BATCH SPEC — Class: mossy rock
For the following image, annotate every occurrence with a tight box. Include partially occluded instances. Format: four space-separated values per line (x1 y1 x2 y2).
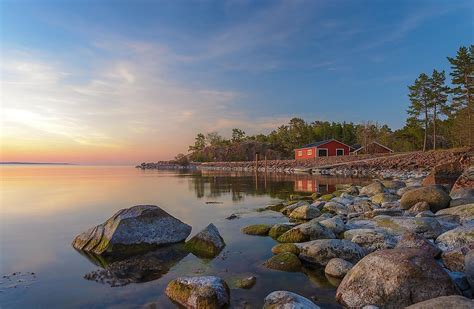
263 252 302 272
320 194 334 201
311 192 321 200
235 276 256 289
332 190 344 197
271 243 300 255
269 224 294 239
241 224 273 236
266 203 285 212
277 229 309 243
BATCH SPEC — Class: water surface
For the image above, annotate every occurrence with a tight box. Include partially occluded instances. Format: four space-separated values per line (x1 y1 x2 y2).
0 166 369 308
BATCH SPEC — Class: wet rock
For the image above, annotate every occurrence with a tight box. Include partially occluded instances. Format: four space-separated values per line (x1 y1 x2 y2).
405 295 474 309
373 215 443 239
344 228 397 253
336 249 460 308
266 202 285 212
436 203 474 225
271 243 300 255
400 186 451 212
72 205 192 255
165 276 230 309
319 216 345 234
297 239 366 266
263 252 302 272
371 193 399 204
185 223 225 258
395 231 441 258
324 258 353 279
263 291 320 309
289 205 321 220
268 223 295 239
241 224 273 236
277 221 335 243
360 182 385 196
235 276 256 289
225 214 239 220
436 226 474 251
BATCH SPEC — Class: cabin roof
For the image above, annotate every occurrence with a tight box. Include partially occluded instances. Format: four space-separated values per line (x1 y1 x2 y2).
297 139 351 150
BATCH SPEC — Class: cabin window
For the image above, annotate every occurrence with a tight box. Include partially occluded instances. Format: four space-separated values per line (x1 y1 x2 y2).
307 149 312 155
336 149 344 156
318 149 328 157
298 150 303 156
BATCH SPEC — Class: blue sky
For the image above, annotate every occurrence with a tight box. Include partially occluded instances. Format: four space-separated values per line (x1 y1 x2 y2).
1 0 473 163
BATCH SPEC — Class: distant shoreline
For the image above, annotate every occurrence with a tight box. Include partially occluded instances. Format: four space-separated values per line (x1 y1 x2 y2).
0 162 74 165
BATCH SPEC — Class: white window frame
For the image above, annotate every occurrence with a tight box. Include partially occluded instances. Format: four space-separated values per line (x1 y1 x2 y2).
297 150 303 157
307 149 312 156
336 148 345 156
317 148 328 157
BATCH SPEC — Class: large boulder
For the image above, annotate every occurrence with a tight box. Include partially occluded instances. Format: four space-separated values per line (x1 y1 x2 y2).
436 203 474 225
405 295 474 309
450 167 474 196
360 182 385 196
72 205 192 255
373 215 443 239
297 239 366 266
263 291 320 309
185 223 225 258
165 276 230 309
289 205 321 220
344 228 397 253
400 186 451 212
422 161 463 187
277 221 335 243
336 249 460 308
436 226 474 251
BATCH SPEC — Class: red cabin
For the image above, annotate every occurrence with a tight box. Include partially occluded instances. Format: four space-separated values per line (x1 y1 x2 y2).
294 139 351 160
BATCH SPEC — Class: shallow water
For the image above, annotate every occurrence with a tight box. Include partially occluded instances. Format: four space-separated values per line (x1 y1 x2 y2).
0 165 369 308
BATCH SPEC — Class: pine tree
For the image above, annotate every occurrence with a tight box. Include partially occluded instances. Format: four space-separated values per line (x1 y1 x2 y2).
408 73 432 151
447 45 474 146
429 70 449 150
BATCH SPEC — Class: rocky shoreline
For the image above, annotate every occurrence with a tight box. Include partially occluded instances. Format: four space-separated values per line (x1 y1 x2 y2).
73 161 474 308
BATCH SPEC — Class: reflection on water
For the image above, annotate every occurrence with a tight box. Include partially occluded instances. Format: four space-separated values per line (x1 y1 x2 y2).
0 166 368 308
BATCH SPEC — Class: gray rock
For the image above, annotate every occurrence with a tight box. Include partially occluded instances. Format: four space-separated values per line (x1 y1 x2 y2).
72 205 191 255
451 197 474 207
344 228 397 253
435 214 462 232
281 201 309 216
165 276 229 308
436 226 474 251
185 223 225 258
416 210 435 217
336 249 460 308
325 258 353 278
319 216 345 234
395 231 441 258
451 188 474 199
322 202 348 215
289 205 321 220
263 291 320 309
345 218 377 230
360 182 386 196
371 193 399 204
373 215 443 239
436 203 474 225
297 239 366 266
400 186 451 212
465 250 474 290
405 295 474 309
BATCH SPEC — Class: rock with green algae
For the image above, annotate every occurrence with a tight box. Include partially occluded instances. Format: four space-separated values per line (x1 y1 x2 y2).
263 252 302 272
265 202 285 212
289 205 321 220
241 224 273 236
185 223 225 258
269 223 296 239
280 201 309 216
235 276 256 289
72 205 191 256
373 215 443 239
320 194 334 201
277 221 335 243
271 243 300 255
165 276 230 309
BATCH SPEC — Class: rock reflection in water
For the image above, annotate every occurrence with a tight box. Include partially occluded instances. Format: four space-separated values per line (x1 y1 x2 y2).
78 244 189 287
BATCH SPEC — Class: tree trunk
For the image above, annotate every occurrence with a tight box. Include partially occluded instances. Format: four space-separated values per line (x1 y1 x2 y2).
433 103 437 150
423 107 428 152
465 72 472 147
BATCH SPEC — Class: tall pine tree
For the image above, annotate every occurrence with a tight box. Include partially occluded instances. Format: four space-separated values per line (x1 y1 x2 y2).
408 73 432 151
429 70 449 150
447 45 474 146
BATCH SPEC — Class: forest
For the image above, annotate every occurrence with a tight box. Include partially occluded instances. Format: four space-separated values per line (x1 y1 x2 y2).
185 45 473 162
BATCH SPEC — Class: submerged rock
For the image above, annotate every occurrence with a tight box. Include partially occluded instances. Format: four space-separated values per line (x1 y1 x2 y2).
336 249 460 308
185 223 225 258
297 239 366 266
400 186 451 212
263 291 320 309
72 205 192 256
405 295 474 309
271 243 300 255
241 224 273 236
263 252 302 272
325 258 353 279
165 276 230 309
235 276 256 289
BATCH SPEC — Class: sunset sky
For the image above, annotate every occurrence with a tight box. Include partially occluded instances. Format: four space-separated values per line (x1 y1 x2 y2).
1 0 472 164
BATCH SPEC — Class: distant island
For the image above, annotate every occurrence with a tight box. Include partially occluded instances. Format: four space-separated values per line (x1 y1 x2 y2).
0 162 74 165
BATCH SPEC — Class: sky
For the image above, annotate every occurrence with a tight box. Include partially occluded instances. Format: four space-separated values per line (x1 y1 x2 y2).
1 0 472 164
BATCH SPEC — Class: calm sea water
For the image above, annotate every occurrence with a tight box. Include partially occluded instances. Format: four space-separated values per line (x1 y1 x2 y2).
0 165 369 308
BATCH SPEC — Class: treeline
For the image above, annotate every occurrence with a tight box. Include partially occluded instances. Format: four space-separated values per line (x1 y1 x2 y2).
184 45 473 162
